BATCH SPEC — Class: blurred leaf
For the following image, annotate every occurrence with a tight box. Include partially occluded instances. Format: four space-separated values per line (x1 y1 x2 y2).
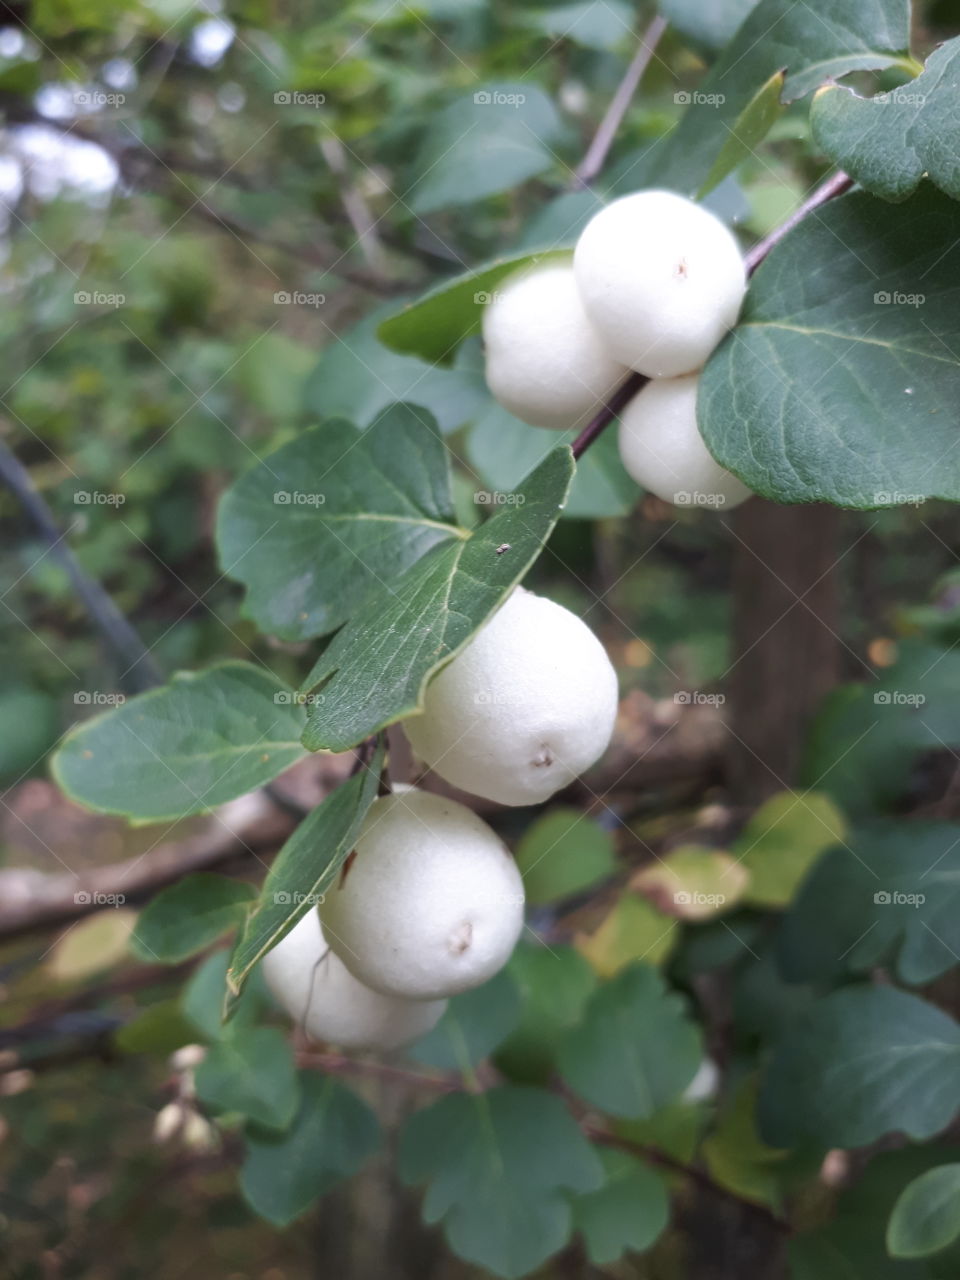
407 84 565 213
411 968 521 1072
240 1073 380 1226
378 249 569 365
195 1027 298 1131
130 874 255 964
698 69 786 197
778 822 960 986
115 1000 198 1054
399 1085 603 1278
734 790 847 908
659 0 759 53
519 1 634 50
48 910 137 981
700 185 960 507
52 663 307 823
515 807 616 905
632 844 748 920
466 403 640 520
702 1078 786 1207
811 39 960 202
300 447 575 751
0 686 60 780
572 1148 669 1264
559 965 702 1118
888 1165 960 1259
226 741 384 1014
217 405 463 641
183 950 267 1041
576 894 679 976
759 985 960 1148
495 944 598 1083
303 309 488 430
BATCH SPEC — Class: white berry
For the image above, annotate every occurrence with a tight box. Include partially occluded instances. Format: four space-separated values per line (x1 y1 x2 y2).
573 190 746 378
320 788 524 999
403 587 618 806
618 373 752 509
262 907 446 1050
482 261 629 430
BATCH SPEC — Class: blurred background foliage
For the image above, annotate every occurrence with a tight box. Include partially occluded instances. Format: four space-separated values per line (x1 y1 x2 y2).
3 0 960 1276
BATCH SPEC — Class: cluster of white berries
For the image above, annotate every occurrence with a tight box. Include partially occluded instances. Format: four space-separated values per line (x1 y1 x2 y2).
483 189 753 510
264 587 619 1051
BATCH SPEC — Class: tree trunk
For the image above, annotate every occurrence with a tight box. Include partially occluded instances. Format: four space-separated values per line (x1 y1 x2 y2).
727 499 844 805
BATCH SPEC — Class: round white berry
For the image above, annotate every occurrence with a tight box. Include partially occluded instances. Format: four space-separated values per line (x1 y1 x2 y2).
320 788 524 1000
482 261 629 430
618 372 752 509
262 907 446 1050
404 587 618 806
573 190 746 378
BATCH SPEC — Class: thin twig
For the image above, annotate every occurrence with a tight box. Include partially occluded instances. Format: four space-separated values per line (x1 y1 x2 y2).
572 15 669 189
572 170 854 462
0 433 163 692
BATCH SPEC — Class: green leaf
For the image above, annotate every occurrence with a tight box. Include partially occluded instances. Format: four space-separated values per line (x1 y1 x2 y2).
572 1149 669 1264
52 663 307 823
217 405 464 642
115 1000 197 1055
888 1165 960 1259
466 403 640 520
129 874 255 964
702 1078 787 1208
410 969 521 1073
407 84 565 214
399 1085 603 1279
518 1 635 51
635 0 911 194
576 894 679 977
559 965 702 1119
632 843 748 920
698 69 786 198
811 39 960 203
240 1073 380 1227
195 1026 299 1131
225 740 384 1014
759 985 960 1148
302 308 488 431
182 950 266 1042
659 0 759 53
734 790 847 908
495 944 598 1084
377 249 569 366
514 807 616 906
778 822 960 986
300 446 575 752
699 184 960 507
